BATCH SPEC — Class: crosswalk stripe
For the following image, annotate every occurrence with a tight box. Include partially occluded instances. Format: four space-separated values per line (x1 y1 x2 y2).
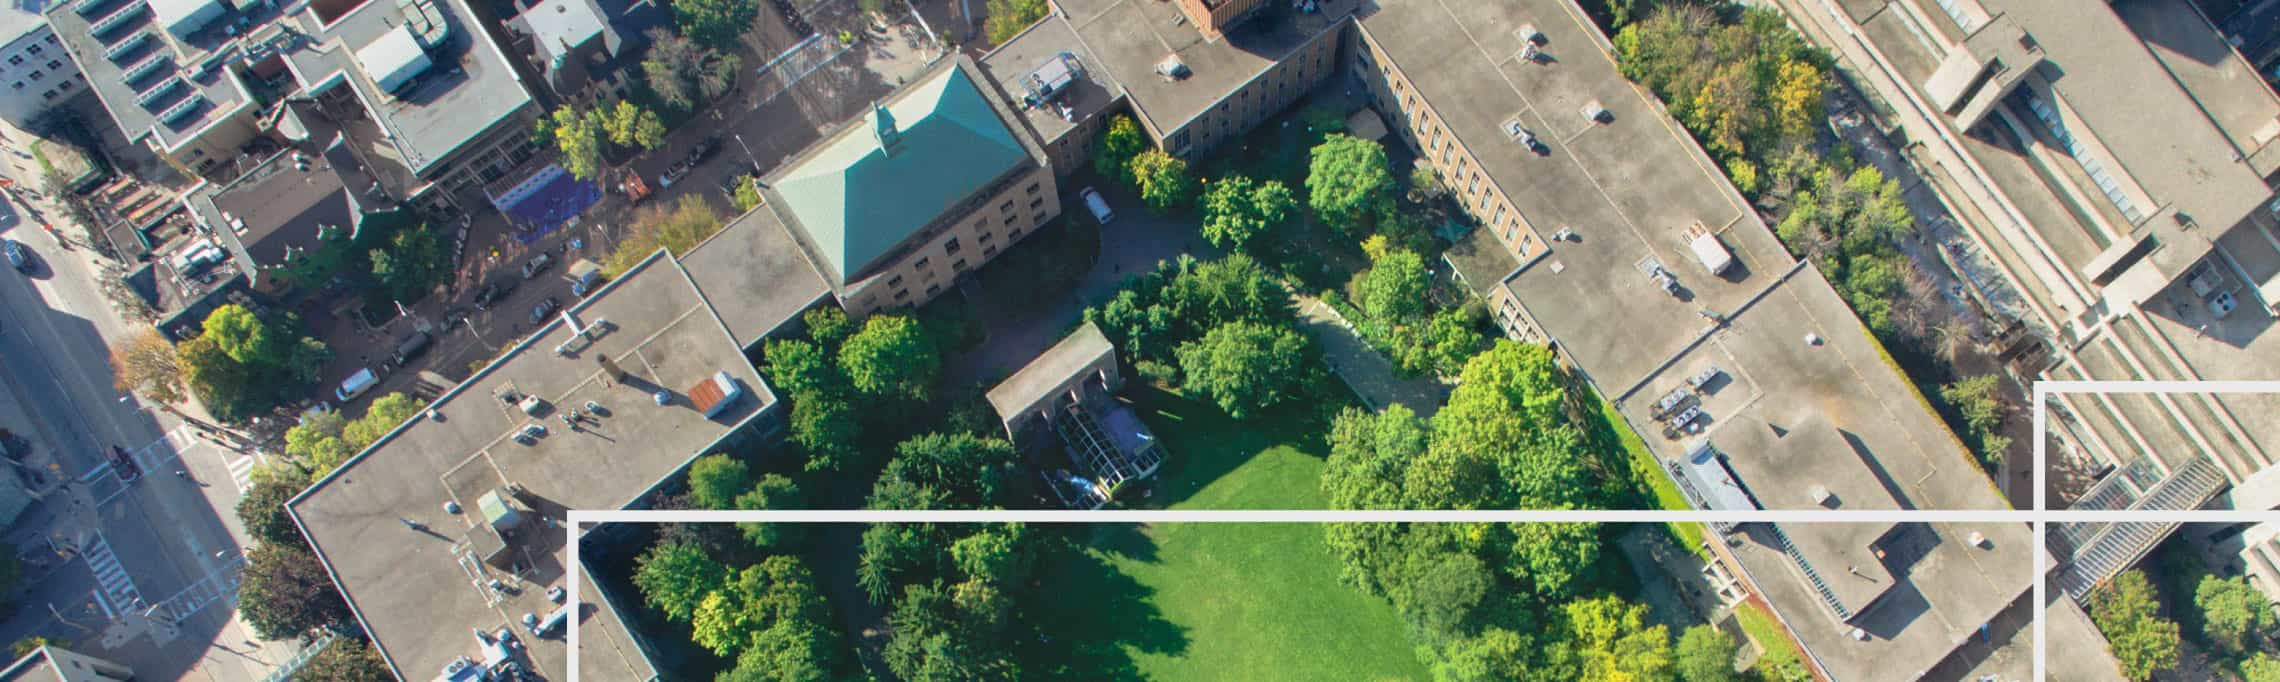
81 536 141 609
225 453 260 493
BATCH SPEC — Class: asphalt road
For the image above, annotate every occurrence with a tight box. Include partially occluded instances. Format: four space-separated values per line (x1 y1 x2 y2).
0 145 297 680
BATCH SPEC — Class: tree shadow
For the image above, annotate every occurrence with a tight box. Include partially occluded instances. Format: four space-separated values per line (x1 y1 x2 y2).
1014 537 1190 681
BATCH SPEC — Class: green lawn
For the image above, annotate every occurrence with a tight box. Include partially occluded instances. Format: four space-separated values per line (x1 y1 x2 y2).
1585 390 1710 558
1018 388 1431 681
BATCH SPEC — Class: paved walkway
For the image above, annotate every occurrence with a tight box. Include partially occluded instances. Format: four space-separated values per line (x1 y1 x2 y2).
1291 293 1450 420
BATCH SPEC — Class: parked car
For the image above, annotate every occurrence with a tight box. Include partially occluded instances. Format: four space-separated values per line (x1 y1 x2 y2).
1080 187 1114 224
718 168 758 197
4 239 29 273
520 253 553 279
335 367 379 402
530 296 560 325
659 161 692 188
473 281 513 310
688 135 722 166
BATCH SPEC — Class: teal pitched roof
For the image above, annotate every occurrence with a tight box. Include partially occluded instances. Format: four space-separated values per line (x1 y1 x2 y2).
774 65 1029 279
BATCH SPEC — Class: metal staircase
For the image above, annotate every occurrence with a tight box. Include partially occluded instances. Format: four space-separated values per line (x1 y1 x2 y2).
1768 525 1853 621
2055 457 2228 600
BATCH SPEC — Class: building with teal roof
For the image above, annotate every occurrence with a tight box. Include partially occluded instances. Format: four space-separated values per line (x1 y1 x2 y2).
762 54 1060 314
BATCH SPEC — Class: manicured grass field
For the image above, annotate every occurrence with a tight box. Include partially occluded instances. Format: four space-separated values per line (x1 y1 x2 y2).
1020 388 1430 681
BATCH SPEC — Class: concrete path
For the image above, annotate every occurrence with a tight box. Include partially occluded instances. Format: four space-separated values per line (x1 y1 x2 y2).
1291 293 1450 420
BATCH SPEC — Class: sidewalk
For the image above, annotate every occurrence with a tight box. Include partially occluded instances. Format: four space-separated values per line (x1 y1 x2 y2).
1291 292 1450 419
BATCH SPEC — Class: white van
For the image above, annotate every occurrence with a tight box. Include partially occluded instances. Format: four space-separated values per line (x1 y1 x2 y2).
335 367 378 402
1080 187 1114 224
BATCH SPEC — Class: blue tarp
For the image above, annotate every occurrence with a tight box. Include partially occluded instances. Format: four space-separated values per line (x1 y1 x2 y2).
500 165 601 243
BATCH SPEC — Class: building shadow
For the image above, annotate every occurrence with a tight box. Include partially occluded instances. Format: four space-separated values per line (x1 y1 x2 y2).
1014 536 1191 682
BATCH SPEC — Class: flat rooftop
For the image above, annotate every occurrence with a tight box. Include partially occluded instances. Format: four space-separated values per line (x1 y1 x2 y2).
47 0 265 153
986 321 1113 421
282 0 532 175
1727 520 2031 682
1058 0 1349 135
289 252 772 680
1 2 47 45
975 12 1125 148
676 202 833 349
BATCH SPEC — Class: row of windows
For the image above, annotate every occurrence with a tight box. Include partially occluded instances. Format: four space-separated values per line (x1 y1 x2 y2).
1170 39 1335 155
876 180 1049 307
1366 40 1533 257
10 77 76 101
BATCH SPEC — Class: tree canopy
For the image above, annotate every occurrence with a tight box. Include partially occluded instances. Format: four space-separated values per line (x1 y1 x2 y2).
839 315 940 400
1200 175 1294 250
181 305 328 421
984 0 1049 44
1675 624 1739 682
1175 321 1311 419
1306 134 1396 228
1129 150 1195 214
2090 570 2181 680
604 195 726 277
110 328 183 405
636 541 731 624
669 0 756 47
2194 573 2276 655
239 542 355 639
1093 115 1147 184
295 637 394 682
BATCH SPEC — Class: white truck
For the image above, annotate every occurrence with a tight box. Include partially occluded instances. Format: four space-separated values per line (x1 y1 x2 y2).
1684 222 1735 276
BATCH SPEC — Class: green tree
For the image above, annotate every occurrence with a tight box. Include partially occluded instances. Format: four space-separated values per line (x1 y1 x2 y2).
984 0 1049 44
641 29 698 109
1386 550 1491 642
1176 321 1310 419
204 304 278 366
237 466 314 546
239 542 355 639
686 454 752 509
1431 628 1542 682
840 315 939 399
1094 115 1147 184
2194 573 2276 655
670 0 756 47
604 194 726 277
882 582 1015 681
1675 625 1738 682
1563 596 1674 682
340 393 424 451
296 637 394 682
634 541 731 623
949 523 1032 587
1306 134 1395 229
880 433 1019 508
8 637 50 659
1199 175 1294 250
2090 570 2181 681
1128 150 1195 214
549 106 604 180
735 474 805 551
2243 654 2280 682
370 226 447 304
110 328 185 405
732 175 763 212
1356 246 1429 321
804 308 854 349
284 409 353 474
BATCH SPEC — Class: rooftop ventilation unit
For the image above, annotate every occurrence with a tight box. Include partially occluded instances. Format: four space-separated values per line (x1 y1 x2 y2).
1021 51 1083 107
123 55 172 88
159 94 207 125
104 32 153 62
1154 54 1189 80
135 77 184 108
91 3 150 41
73 0 114 17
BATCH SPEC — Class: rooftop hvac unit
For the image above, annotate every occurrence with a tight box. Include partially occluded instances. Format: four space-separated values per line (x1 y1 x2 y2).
104 32 153 62
123 54 171 88
159 94 206 125
73 0 113 17
134 77 184 108
91 3 150 40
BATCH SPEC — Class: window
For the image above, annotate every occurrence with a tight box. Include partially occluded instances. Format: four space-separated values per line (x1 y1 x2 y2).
45 60 60 70
8 83 19 91
1009 228 1023 240
893 289 909 301
914 257 930 269
982 245 998 257
26 45 40 55
57 80 71 91
1000 200 1015 213
925 284 941 296
27 71 41 81
6 56 20 66
39 90 54 100
45 35 58 44
1025 182 1042 195
944 238 961 255
888 275 904 288
1028 197 1044 210
977 231 994 243
952 258 968 271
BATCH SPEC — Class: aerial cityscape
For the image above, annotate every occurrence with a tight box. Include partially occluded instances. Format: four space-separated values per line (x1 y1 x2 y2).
0 0 2274 679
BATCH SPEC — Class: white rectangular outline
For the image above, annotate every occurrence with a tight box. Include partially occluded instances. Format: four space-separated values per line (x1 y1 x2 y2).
546 379 2280 682
2031 379 2280 682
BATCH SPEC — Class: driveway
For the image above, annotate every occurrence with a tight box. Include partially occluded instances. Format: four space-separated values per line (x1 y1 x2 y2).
1291 293 1450 419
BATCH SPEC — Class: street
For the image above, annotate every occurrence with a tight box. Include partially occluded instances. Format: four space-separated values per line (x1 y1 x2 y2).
0 123 299 680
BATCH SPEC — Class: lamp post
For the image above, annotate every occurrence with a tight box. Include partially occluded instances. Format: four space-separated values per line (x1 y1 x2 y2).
732 133 759 170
